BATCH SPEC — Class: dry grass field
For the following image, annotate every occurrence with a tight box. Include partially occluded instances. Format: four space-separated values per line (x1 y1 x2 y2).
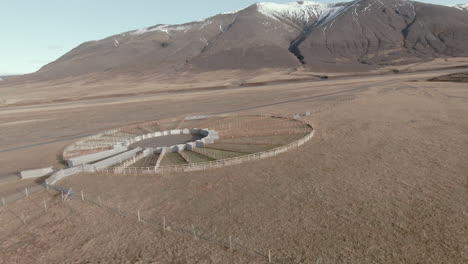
0 63 467 263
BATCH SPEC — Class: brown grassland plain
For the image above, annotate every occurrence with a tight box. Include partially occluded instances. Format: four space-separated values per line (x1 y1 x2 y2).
0 62 467 263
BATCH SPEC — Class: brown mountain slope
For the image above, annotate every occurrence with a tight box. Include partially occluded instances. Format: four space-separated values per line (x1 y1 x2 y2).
295 0 468 70
24 0 468 80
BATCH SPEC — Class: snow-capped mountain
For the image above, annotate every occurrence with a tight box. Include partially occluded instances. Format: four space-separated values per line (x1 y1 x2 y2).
31 0 468 80
129 1 349 35
256 1 348 25
453 4 468 11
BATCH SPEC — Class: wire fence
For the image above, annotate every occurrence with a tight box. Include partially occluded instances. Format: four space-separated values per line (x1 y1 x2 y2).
75 189 280 263
0 186 70 234
0 184 45 207
1 187 283 263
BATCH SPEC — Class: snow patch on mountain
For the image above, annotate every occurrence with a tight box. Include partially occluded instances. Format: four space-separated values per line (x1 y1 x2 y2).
199 19 214 29
221 8 245 15
131 18 216 36
200 37 208 45
132 24 193 35
256 1 347 24
452 4 468 11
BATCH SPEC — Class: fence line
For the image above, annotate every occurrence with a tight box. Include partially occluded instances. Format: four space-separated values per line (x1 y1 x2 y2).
77 190 283 263
0 182 75 207
99 125 314 175
0 184 45 207
113 150 147 173
1 187 281 262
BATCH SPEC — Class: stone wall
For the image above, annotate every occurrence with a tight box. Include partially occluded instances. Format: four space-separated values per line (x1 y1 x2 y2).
91 148 142 171
20 167 55 179
66 146 128 167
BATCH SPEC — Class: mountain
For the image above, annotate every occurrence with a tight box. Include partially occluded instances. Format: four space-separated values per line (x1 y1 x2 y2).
0 75 20 81
32 0 468 80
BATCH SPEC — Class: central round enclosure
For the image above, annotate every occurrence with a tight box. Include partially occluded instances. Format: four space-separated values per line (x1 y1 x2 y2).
130 134 204 149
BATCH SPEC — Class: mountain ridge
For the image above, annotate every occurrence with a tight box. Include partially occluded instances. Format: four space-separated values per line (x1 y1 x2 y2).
29 0 468 80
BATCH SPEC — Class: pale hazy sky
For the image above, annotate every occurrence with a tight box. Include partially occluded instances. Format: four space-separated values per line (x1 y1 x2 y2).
0 0 465 75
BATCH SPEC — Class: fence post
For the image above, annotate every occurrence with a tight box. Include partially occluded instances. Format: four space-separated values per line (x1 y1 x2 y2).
1 197 5 206
81 190 84 201
138 210 141 222
21 213 26 224
163 216 166 233
43 199 47 212
25 187 29 197
192 224 197 239
268 249 272 263
229 235 232 250
65 188 72 201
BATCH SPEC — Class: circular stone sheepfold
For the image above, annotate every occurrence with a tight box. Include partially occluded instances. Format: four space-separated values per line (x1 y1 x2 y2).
62 115 313 174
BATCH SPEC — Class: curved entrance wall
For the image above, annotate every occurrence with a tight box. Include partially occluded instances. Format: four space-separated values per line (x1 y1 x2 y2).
119 128 219 153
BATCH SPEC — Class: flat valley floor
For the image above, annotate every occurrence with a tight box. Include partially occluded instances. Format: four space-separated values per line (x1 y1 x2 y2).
0 66 467 263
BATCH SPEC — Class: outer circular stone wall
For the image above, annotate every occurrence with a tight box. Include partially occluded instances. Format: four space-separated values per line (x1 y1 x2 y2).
62 115 313 174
